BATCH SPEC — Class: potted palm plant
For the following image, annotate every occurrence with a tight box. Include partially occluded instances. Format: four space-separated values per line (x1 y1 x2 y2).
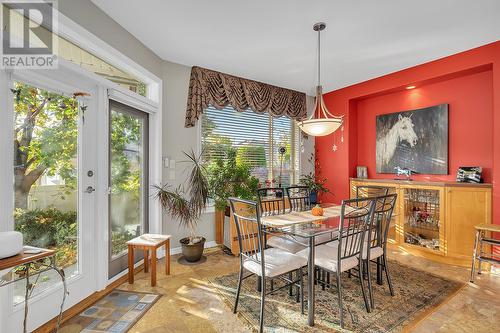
155 150 209 262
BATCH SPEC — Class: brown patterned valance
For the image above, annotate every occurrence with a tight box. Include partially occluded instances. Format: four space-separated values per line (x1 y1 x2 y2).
185 66 307 127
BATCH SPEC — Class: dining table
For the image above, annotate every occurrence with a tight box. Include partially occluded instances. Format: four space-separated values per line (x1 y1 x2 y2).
260 203 381 327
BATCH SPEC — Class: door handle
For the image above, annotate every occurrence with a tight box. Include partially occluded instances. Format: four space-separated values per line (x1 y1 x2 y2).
85 186 96 193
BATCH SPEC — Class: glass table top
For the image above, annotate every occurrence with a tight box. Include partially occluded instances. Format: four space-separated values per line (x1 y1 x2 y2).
261 203 342 238
274 216 342 238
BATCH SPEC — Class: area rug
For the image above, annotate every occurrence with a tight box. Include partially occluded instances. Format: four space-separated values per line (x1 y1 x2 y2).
58 290 160 333
210 260 463 332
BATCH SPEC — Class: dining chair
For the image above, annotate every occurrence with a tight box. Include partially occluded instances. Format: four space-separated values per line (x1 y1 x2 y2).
355 185 390 199
257 187 286 216
296 196 376 328
362 193 397 309
286 185 312 212
257 188 306 254
229 197 307 333
257 187 303 296
286 185 334 245
285 185 335 287
329 193 397 309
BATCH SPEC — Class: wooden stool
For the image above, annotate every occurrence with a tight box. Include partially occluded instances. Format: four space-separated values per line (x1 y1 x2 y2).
470 223 500 283
127 234 171 287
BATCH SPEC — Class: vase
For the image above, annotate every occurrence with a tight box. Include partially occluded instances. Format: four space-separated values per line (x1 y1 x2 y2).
309 191 318 204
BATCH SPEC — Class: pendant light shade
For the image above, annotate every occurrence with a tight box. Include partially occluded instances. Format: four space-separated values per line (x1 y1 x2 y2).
298 22 343 137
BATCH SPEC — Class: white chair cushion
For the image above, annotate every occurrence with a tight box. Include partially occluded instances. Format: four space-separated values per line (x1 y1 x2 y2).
315 231 338 245
326 240 384 260
267 235 307 254
296 245 359 273
369 246 384 259
243 248 307 278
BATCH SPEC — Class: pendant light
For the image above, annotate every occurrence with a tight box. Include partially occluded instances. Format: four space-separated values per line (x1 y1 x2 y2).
298 22 343 136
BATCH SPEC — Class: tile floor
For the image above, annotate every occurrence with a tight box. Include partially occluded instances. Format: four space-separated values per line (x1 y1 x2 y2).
117 247 499 333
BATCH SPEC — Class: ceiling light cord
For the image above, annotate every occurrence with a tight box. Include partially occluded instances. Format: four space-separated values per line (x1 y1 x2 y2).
317 28 321 87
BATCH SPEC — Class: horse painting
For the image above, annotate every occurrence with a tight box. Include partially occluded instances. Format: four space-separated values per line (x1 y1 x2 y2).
376 104 448 174
376 114 418 167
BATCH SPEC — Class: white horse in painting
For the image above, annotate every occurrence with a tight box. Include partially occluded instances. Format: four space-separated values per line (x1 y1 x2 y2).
376 114 418 168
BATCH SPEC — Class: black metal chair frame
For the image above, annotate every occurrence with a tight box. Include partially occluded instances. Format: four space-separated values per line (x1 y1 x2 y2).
362 193 397 309
311 197 376 328
256 187 293 294
229 197 305 333
285 185 312 213
257 187 286 217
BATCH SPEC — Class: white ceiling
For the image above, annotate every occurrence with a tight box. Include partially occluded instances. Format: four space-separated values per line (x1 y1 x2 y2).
91 0 500 95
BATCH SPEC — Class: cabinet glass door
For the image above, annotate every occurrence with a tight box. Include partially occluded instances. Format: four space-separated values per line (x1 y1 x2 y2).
403 188 442 252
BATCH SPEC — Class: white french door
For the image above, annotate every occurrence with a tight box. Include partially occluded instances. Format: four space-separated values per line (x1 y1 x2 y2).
0 67 98 332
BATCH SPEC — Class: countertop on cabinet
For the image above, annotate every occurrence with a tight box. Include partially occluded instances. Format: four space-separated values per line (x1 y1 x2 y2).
350 178 492 188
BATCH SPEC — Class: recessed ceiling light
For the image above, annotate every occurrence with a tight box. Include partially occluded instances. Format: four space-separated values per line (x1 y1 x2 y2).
406 85 416 90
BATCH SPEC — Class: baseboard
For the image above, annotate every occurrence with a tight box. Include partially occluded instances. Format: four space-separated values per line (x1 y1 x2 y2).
168 240 218 256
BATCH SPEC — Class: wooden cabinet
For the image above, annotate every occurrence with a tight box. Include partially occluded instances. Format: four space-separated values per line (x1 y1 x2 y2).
350 178 492 266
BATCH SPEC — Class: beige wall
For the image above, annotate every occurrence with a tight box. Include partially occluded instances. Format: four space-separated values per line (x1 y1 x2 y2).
161 60 216 246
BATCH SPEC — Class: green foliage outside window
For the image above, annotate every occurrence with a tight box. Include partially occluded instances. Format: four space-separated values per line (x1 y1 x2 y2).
205 148 260 211
12 82 143 269
236 145 267 167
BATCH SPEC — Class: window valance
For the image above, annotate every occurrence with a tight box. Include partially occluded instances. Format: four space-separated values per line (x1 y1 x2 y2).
185 66 307 127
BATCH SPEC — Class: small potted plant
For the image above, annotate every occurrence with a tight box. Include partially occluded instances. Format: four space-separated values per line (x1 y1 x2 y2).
299 152 329 204
155 150 209 262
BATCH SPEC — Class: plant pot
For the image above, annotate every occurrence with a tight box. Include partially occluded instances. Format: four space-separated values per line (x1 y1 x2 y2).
180 237 206 262
309 191 318 205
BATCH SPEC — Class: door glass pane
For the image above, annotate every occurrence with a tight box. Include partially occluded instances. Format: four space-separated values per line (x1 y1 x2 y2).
12 82 79 304
109 103 147 261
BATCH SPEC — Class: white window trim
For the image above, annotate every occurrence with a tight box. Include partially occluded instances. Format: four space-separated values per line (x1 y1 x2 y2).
57 11 161 103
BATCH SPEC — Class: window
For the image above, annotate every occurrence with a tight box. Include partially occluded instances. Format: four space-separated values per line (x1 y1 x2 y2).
201 105 300 187
58 37 147 96
4 5 147 96
12 81 79 304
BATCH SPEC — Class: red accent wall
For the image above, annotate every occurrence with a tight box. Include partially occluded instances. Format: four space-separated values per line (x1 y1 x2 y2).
316 41 500 229
356 70 493 182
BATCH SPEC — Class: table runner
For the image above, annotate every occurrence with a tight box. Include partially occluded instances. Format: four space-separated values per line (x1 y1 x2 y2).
261 205 344 227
